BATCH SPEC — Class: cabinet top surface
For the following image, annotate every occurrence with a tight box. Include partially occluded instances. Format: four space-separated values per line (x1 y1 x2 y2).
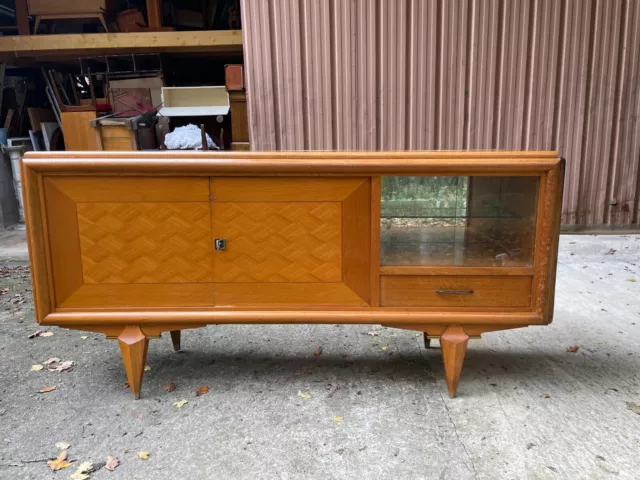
23 151 561 175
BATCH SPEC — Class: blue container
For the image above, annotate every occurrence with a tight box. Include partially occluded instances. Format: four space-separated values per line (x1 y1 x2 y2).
0 128 7 146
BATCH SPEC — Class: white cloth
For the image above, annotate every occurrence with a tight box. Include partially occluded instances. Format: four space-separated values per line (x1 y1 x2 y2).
164 124 217 150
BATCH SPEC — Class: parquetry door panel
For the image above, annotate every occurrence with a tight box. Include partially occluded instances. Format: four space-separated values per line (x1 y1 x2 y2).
211 202 341 282
210 177 372 306
78 202 212 284
44 177 214 309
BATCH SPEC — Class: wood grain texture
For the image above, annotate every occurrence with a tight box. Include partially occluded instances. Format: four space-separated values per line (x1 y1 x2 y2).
210 177 364 201
369 177 381 307
342 179 371 304
381 324 527 336
211 202 341 282
60 284 214 309
47 177 209 203
43 178 84 307
77 202 212 283
212 283 367 307
21 165 52 320
60 111 98 150
440 325 469 398
117 325 148 399
380 276 532 308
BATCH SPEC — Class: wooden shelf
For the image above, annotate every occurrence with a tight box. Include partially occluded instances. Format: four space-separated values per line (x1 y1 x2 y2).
0 30 243 62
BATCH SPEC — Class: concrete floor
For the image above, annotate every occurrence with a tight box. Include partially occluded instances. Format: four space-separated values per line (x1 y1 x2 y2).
0 231 639 479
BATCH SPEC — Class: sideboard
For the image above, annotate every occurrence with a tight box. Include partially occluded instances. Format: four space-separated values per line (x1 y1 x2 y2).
21 151 564 399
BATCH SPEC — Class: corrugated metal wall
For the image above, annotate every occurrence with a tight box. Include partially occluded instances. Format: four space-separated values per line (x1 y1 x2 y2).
241 0 640 228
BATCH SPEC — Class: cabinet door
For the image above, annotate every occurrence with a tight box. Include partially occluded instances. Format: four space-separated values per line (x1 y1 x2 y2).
380 176 539 267
44 176 214 309
210 177 372 306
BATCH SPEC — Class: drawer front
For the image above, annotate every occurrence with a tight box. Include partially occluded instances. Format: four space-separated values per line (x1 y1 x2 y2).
380 275 532 307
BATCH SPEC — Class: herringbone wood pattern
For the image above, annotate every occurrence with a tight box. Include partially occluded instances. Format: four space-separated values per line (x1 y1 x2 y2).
212 202 341 282
78 202 213 283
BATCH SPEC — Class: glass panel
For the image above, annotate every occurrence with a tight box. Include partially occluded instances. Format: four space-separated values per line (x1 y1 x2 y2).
380 176 539 267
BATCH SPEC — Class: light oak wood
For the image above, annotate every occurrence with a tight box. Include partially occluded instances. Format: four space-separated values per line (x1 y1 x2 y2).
22 151 563 399
380 276 532 308
48 176 209 203
60 112 98 151
118 325 148 399
210 177 364 201
146 0 163 29
0 31 243 62
440 325 469 398
212 283 368 307
380 266 534 276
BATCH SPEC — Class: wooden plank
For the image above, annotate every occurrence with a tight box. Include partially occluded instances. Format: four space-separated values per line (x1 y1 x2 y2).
27 108 56 131
0 30 243 61
15 0 30 36
380 276 532 308
60 111 98 150
147 0 163 29
210 177 364 201
43 310 544 326
22 151 562 175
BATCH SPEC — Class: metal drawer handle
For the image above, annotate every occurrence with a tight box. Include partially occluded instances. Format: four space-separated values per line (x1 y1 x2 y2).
436 289 474 295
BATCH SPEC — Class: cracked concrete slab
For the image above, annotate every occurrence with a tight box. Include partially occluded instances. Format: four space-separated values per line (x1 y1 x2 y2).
0 231 639 479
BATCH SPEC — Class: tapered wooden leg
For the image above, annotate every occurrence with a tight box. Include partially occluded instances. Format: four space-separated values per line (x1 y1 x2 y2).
170 330 181 352
440 325 469 398
118 326 149 400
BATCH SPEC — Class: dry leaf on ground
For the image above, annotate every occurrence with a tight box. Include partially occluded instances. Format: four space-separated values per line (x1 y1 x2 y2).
540 393 551 399
137 451 150 460
567 345 579 353
627 277 637 283
124 382 129 388
41 331 54 337
173 400 188 408
297 391 312 399
47 360 74 372
47 451 72 471
144 365 151 371
31 364 44 371
28 330 43 339
607 248 617 255
69 461 94 480
39 385 57 393
55 442 70 450
104 456 119 471
381 346 389 351
627 402 640 415
164 382 176 392
333 416 343 423
44 357 60 365
195 385 209 396
313 347 323 356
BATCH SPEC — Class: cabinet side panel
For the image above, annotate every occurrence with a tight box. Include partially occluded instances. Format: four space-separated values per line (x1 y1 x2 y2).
22 166 53 320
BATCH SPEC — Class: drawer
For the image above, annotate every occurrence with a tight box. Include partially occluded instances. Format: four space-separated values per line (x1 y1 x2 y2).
380 275 532 308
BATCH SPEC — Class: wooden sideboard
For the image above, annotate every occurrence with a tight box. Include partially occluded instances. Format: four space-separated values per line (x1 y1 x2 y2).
21 151 564 399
